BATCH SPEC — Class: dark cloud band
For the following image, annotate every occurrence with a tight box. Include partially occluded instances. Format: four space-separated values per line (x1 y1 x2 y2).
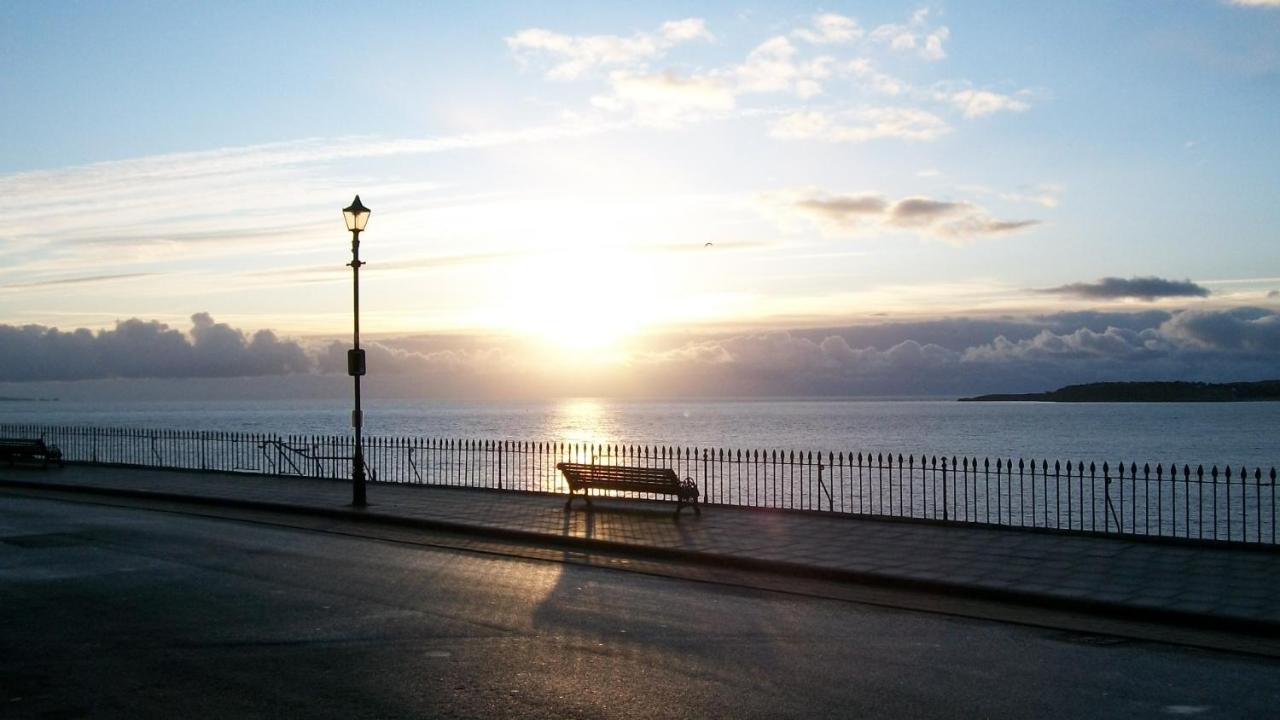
1 307 1277 396
1039 276 1210 301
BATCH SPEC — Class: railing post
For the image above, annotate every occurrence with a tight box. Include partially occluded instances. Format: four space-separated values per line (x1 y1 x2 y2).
702 449 709 504
941 457 949 522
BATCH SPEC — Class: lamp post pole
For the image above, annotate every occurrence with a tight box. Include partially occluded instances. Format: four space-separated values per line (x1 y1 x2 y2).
343 196 371 508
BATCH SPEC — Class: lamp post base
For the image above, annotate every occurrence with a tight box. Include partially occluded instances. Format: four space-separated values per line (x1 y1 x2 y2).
352 446 367 508
350 466 366 504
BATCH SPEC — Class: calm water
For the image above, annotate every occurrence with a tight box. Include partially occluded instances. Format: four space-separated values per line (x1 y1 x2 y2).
2 398 1277 469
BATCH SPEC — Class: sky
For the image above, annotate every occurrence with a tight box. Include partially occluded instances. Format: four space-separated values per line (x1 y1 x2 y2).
1 1 1279 398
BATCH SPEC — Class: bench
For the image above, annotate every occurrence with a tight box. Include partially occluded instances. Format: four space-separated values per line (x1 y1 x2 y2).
556 462 701 516
0 438 63 468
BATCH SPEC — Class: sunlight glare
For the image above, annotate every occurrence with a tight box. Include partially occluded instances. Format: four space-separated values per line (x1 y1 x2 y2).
504 249 661 353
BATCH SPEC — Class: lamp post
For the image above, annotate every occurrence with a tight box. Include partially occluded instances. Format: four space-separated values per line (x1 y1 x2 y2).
342 195 371 507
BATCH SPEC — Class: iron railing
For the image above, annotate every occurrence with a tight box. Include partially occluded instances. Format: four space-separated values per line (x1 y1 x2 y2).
3 423 1276 546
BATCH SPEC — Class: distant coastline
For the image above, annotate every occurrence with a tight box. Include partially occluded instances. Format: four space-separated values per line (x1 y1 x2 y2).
959 381 1280 403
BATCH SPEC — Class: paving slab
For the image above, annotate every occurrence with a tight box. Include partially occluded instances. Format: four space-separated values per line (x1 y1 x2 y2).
2 464 1278 633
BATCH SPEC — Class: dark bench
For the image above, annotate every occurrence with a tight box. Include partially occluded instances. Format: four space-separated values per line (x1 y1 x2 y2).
0 438 63 468
556 462 700 516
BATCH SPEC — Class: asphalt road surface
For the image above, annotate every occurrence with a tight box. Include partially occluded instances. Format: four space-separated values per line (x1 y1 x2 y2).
2 494 1277 719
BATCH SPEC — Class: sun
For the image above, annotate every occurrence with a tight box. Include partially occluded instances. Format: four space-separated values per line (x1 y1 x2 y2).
502 249 658 352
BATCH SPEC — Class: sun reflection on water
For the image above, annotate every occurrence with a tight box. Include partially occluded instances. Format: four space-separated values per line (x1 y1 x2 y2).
551 398 616 447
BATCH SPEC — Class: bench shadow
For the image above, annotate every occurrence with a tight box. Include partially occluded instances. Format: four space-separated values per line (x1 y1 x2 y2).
523 496 795 692
562 501 699 523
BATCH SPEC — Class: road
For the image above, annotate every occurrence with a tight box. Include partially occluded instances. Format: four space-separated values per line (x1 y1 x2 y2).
1 494 1277 719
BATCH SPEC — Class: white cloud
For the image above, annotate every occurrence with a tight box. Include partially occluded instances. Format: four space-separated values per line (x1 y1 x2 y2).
793 14 864 45
0 123 607 282
959 183 1063 208
842 58 910 96
506 10 1032 138
660 18 714 43
946 89 1031 118
732 36 834 98
593 70 735 127
1226 0 1280 7
868 9 950 61
769 107 951 143
506 18 713 80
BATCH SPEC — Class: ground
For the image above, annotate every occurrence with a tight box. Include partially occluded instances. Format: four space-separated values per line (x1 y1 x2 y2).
2 494 1277 719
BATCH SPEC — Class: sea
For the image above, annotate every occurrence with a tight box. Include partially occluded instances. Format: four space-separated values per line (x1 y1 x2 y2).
1 397 1277 470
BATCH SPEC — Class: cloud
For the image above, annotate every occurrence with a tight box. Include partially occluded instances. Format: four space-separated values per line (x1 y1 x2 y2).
2 272 156 290
961 326 1158 364
1159 306 1280 351
506 10 1031 139
868 9 950 60
7 308 1280 398
796 194 889 218
0 313 311 381
793 14 864 45
957 308 1280 374
959 183 1063 208
660 18 714 43
0 123 604 286
1227 0 1280 7
315 339 511 377
776 189 1039 240
732 36 834 98
769 107 950 142
1040 277 1211 301
505 18 712 80
945 89 1031 118
841 58 910 96
592 70 735 126
632 307 1280 396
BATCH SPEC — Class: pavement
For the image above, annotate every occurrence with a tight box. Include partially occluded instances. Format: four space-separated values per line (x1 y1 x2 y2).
7 495 1279 719
2 464 1279 636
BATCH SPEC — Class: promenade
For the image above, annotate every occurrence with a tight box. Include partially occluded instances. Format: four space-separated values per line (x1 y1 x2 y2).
3 464 1278 637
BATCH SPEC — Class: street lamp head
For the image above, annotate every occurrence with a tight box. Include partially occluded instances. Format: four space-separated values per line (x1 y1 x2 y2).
343 195 371 233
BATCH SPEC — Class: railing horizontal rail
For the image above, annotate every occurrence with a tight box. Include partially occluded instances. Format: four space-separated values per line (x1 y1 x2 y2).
3 423 1276 546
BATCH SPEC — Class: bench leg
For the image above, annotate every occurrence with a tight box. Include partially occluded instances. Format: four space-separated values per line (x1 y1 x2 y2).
565 489 595 511
675 495 702 517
